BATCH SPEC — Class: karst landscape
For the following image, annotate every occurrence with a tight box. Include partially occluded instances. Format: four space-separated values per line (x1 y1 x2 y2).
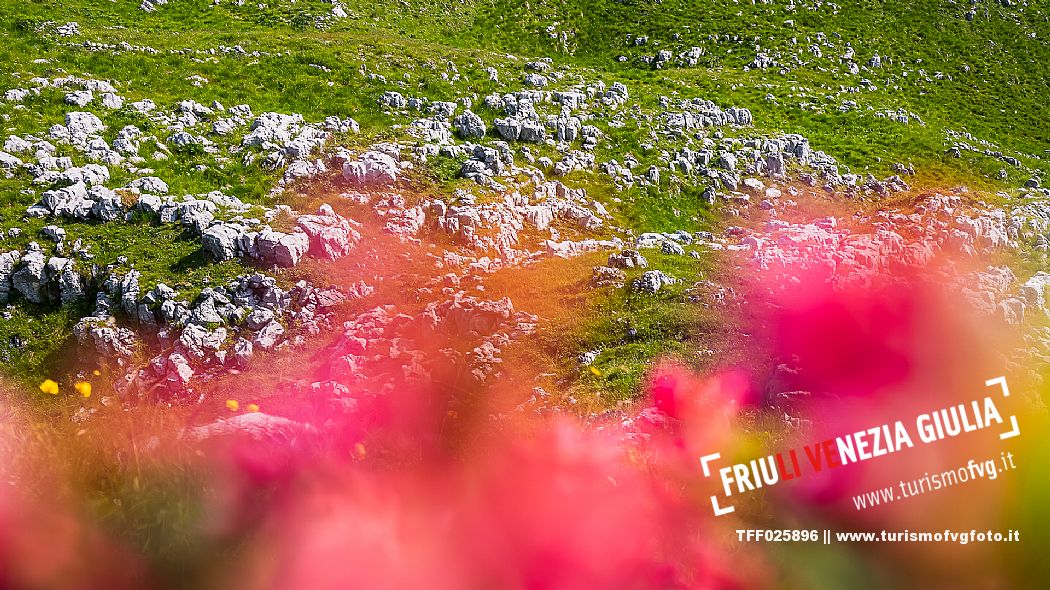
0 1 1047 588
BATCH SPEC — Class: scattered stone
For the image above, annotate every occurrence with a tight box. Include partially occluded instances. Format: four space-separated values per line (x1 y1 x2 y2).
64 91 93 107
632 270 678 293
591 266 627 288
608 249 648 269
41 225 66 243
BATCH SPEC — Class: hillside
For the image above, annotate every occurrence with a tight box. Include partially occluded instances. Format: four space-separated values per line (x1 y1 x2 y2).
0 1 1047 588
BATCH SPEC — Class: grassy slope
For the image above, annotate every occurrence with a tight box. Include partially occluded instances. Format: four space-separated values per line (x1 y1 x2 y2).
458 0 1049 157
0 0 1046 388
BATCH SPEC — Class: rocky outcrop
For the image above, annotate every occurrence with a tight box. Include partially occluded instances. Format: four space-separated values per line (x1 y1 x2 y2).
452 110 486 139
0 251 21 304
341 150 399 185
73 313 140 359
256 229 310 268
11 245 50 304
296 205 361 260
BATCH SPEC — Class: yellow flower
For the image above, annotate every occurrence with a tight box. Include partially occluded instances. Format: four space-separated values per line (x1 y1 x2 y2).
226 399 240 412
92 370 101 376
247 403 260 413
74 381 92 398
589 366 603 377
38 379 59 395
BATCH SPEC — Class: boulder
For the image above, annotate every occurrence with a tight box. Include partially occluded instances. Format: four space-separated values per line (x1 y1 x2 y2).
380 91 407 109
190 412 307 442
233 338 253 367
243 112 302 147
766 153 785 175
3 88 29 102
100 92 123 109
1020 272 1050 313
118 271 141 317
523 73 548 88
661 240 686 256
187 291 227 326
49 257 84 304
608 249 648 269
632 270 678 293
11 247 49 304
525 205 554 231
166 352 194 384
64 91 93 107
253 320 285 350
4 135 31 154
296 204 360 260
41 225 66 243
41 182 89 214
0 251 22 304
136 194 163 217
128 176 169 194
202 223 245 261
73 316 139 358
0 151 22 171
718 152 738 170
425 294 517 335
179 324 228 360
90 188 124 221
245 307 275 330
591 266 627 288
494 117 523 141
160 300 190 325
453 110 486 139
341 151 398 185
742 178 765 193
64 112 105 138
182 208 215 234
256 229 309 267
520 120 546 142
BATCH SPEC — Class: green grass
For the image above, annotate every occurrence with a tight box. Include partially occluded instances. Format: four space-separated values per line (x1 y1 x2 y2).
544 250 714 404
0 303 89 383
0 0 1046 387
